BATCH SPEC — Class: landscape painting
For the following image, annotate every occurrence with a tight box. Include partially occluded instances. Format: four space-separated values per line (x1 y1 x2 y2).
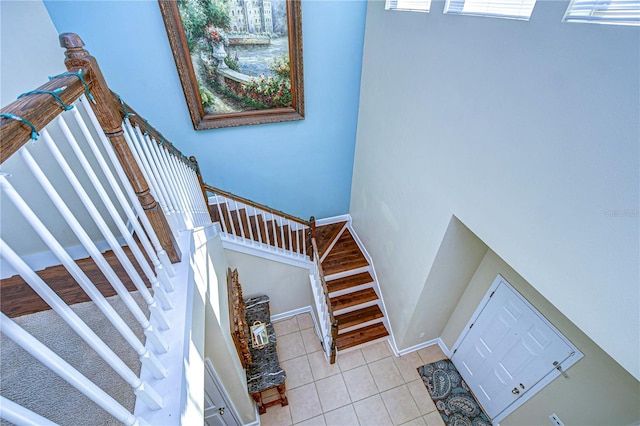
159 0 304 130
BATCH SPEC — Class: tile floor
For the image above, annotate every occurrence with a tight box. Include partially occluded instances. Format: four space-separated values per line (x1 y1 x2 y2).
260 313 448 426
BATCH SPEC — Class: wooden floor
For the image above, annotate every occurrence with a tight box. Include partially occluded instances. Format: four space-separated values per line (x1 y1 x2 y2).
0 245 151 318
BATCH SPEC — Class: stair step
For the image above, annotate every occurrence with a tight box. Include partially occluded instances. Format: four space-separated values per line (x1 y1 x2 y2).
336 322 390 351
331 288 378 311
335 305 383 330
322 229 368 276
326 272 374 293
314 221 347 258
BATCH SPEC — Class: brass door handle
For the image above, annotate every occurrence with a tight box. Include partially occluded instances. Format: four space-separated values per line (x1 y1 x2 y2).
512 388 520 395
219 407 225 416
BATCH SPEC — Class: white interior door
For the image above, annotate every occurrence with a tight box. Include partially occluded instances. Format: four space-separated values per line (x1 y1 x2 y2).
204 359 241 426
451 276 581 420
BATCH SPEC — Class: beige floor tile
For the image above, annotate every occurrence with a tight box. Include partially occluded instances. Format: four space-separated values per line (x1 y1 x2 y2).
288 383 323 424
316 374 351 412
380 385 421 425
308 350 341 380
301 327 323 354
274 317 300 337
337 349 366 372
278 332 307 362
323 404 359 426
353 394 393 426
417 345 446 365
361 341 392 363
343 365 378 402
393 352 423 383
369 357 404 392
406 380 437 416
401 417 427 426
282 355 314 389
296 313 315 330
423 411 445 426
260 403 292 426
295 414 326 426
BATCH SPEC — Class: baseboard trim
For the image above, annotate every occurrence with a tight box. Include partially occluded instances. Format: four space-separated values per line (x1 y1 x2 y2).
270 305 314 323
396 337 451 358
314 214 352 226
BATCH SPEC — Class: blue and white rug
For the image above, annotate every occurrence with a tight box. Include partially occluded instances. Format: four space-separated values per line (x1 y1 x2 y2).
417 359 492 426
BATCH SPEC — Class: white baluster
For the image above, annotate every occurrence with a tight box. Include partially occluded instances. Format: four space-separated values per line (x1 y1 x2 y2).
59 113 173 313
234 199 246 240
19 144 168 337
0 396 59 426
0 246 162 411
74 101 173 296
0 175 169 364
130 125 177 224
147 135 185 227
81 99 175 276
38 128 170 331
0 313 160 421
213 194 229 234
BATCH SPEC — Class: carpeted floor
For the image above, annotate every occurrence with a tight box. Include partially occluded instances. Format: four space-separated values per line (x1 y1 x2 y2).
418 359 492 426
0 292 146 426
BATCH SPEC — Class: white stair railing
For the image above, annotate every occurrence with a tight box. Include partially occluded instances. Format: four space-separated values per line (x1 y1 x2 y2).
122 120 212 233
0 97 177 424
310 237 337 363
206 188 309 260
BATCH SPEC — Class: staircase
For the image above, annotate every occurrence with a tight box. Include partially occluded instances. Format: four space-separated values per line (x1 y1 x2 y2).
314 221 390 352
206 189 391 355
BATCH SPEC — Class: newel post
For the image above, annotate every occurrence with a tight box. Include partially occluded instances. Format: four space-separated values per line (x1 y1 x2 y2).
189 156 214 222
59 33 181 263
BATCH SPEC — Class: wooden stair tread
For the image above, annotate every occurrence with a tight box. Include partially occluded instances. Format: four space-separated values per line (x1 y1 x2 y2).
0 243 150 318
314 221 347 258
331 288 378 311
335 305 383 330
322 229 368 275
326 271 374 293
336 323 389 351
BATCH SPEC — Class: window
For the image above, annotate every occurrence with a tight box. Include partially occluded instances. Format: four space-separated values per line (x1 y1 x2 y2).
444 0 537 20
563 0 640 25
385 0 432 13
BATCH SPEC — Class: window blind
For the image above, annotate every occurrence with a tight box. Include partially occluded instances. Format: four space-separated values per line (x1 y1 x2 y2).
444 0 537 20
385 0 432 13
563 0 640 25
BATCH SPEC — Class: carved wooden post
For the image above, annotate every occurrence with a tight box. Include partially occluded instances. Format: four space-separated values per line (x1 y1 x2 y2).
189 156 214 223
59 33 181 262
309 216 316 261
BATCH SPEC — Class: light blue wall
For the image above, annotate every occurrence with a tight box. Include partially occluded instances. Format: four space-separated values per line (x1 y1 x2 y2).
43 0 367 220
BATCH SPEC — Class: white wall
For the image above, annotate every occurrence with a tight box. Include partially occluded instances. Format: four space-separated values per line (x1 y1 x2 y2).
224 250 312 316
352 0 639 379
0 0 63 106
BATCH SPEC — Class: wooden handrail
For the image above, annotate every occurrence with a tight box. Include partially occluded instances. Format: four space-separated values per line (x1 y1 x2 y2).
1 74 90 163
59 33 181 263
203 183 311 227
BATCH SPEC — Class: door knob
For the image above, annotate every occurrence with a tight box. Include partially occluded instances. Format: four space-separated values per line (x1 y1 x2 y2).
219 407 225 416
511 388 520 395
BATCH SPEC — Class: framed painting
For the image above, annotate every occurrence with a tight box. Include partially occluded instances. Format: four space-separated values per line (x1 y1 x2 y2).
159 0 304 130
